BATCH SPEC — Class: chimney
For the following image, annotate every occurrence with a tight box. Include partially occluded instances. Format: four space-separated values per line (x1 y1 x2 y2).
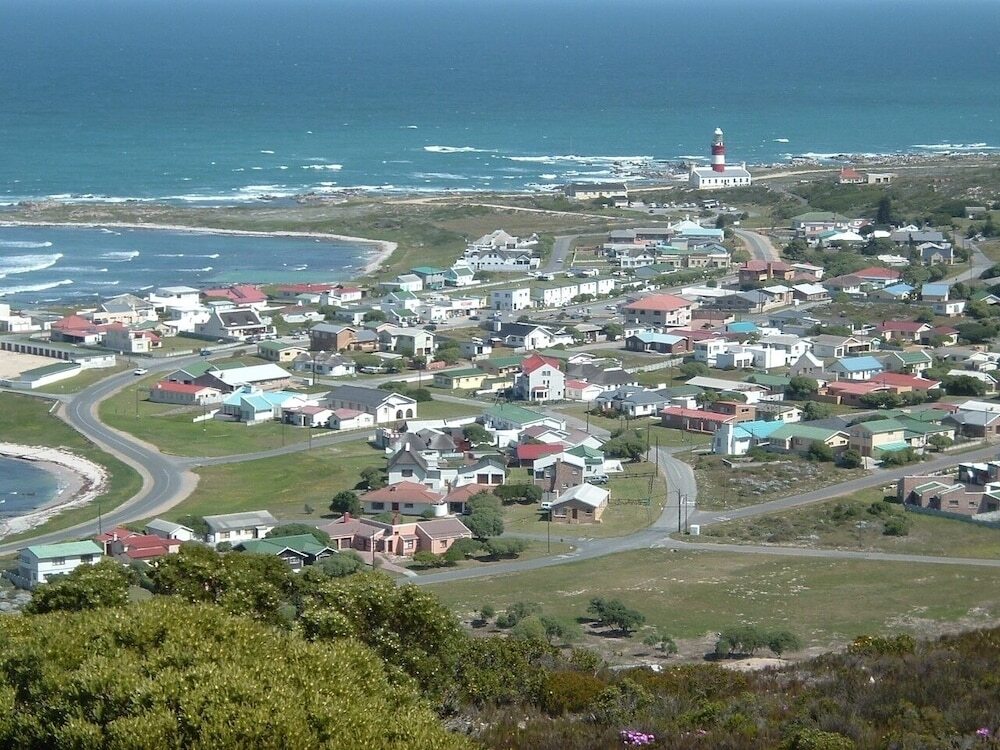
342 511 351 522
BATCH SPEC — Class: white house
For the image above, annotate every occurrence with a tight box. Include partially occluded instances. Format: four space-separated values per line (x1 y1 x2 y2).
694 337 729 366
491 287 533 311
145 518 196 542
15 541 103 589
195 305 274 342
514 354 566 402
149 286 202 310
325 385 418 423
203 510 277 548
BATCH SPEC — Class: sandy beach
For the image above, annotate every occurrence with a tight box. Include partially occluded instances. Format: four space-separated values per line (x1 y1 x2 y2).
0 443 108 539
0 219 398 276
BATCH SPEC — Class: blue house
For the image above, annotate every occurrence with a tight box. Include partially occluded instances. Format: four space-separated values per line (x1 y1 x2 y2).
829 355 885 382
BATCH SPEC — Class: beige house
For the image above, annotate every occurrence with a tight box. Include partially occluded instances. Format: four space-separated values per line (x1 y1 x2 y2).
847 419 909 457
320 515 473 558
549 483 610 524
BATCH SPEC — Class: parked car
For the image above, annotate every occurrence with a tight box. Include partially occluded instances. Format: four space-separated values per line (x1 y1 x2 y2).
589 475 609 485
539 501 553 511
133 368 148 376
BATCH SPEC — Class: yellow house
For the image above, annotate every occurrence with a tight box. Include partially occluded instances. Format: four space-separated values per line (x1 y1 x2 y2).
432 368 489 390
848 419 909 457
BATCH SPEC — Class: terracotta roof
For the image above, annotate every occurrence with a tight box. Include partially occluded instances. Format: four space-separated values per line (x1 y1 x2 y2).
443 484 492 502
363 481 443 503
740 260 792 272
877 321 928 333
152 381 214 395
825 381 886 395
661 406 735 422
565 379 590 389
515 443 565 461
624 293 691 312
868 373 941 390
521 353 562 374
52 314 97 331
856 267 901 280
202 284 267 303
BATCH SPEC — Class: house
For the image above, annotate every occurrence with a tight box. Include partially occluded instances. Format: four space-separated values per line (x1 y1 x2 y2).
792 283 830 302
491 287 533 311
495 322 567 350
432 368 490 391
325 385 418 423
890 228 946 246
876 321 931 344
1 361 83 391
145 518 196 542
101 323 161 354
920 242 955 265
201 284 268 307
410 266 447 290
808 335 873 359
203 510 277 547
622 294 693 328
361 481 448 517
921 283 951 303
882 350 934 375
444 260 478 287
830 355 885 381
854 267 902 289
624 331 690 355
237 534 335 570
50 315 103 345
898 469 1000 518
483 403 564 432
713 400 757 422
283 404 335 428
922 326 959 346
96 528 180 562
329 408 376 431
848 419 911 458
565 379 605 402
14 541 103 589
380 274 423 293
872 283 916 301
754 401 802 423
564 182 627 201
378 326 435 357
792 212 851 238
514 354 565 402
257 341 308 363
221 387 308 424
684 376 770 404
196 363 293 393
309 323 358 352
944 410 1000 439
149 285 202 310
292 352 356 378
823 380 890 407
549 484 610 524
195 306 274 341
738 260 794 285
320 514 473 558
661 406 736 434
768 424 850 455
711 420 784 455
149 380 223 406
90 293 158 326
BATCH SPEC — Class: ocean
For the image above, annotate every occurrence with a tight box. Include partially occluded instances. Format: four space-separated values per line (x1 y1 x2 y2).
1 0 998 205
0 457 60 518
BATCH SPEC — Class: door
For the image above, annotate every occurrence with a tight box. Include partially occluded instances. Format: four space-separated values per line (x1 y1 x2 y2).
571 508 578 521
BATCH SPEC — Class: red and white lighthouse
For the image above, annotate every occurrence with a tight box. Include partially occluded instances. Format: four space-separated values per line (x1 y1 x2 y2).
711 127 726 172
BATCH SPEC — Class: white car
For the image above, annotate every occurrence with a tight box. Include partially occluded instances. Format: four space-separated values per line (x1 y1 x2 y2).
539 501 553 511
133 368 148 376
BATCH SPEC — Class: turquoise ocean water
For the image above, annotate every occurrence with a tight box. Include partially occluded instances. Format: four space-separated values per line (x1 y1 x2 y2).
1 0 998 204
0 457 60 517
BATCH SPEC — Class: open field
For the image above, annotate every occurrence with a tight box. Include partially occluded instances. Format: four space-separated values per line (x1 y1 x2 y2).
162 439 380 522
699 488 1000 559
502 461 666 538
0 393 142 543
687 453 866 512
428 548 1000 650
407 539 574 574
33 363 131 395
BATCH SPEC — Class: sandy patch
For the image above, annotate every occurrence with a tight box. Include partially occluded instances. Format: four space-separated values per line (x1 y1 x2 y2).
718 657 790 672
0 352 61 380
0 443 108 538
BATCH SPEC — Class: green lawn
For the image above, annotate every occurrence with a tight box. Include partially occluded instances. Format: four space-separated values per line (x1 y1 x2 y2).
0 393 142 543
415 397 483 420
427 549 1000 649
688 453 866 512
99 379 317 457
502 462 666 538
554 405 710 448
164 439 380 522
33 363 130 395
700 488 1000 559
407 539 575 574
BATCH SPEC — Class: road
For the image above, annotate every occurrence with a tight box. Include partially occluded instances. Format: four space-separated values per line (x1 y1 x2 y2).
951 238 992 283
735 228 781 262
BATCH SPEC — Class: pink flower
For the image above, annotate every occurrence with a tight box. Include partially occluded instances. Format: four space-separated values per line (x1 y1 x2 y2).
976 727 991 738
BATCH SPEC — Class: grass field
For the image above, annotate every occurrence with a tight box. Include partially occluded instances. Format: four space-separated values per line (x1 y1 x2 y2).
553 404 711 448
427 548 1000 649
502 461 667 538
407 539 575 574
163 439 380 522
0 393 142 543
688 453 865 511
700 488 1000 559
33 363 129 395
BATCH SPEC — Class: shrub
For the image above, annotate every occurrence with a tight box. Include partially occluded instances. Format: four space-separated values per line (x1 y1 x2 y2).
882 515 911 536
484 537 529 559
319 551 364 577
784 729 855 750
496 601 541 629
589 678 653 725
412 551 449 569
478 604 495 623
847 633 916 657
540 615 582 645
838 449 863 469
767 630 803 656
541 671 607 715
511 615 549 643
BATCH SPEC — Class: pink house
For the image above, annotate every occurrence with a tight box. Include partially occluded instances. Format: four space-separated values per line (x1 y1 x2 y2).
320 514 473 558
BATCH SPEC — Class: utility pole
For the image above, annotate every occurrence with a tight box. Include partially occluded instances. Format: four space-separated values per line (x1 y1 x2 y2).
677 488 683 532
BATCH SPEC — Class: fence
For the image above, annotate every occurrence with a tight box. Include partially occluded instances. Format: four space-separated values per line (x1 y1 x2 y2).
625 356 685 374
903 503 1000 530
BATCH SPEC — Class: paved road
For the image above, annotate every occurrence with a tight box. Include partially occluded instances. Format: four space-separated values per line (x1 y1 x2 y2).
735 228 781 262
952 238 991 283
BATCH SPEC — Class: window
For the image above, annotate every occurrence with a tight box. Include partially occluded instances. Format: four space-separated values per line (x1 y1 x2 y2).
404 503 414 509
219 531 230 540
52 557 65 566
80 555 94 563
372 502 385 510
401 469 413 477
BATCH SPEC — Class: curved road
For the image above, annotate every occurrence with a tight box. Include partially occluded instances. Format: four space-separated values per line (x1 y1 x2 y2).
735 228 781 262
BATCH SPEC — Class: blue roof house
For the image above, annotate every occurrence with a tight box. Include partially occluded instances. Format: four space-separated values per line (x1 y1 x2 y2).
221 387 306 423
829 355 885 382
877 282 915 300
921 283 950 302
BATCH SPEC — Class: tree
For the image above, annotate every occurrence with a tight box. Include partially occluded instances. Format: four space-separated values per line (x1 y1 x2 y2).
412 551 449 568
603 430 648 462
465 507 504 539
495 601 542 629
714 624 769 657
494 483 542 504
875 194 894 225
330 490 362 516
587 597 645 635
679 361 710 378
435 346 461 365
3 599 466 749
483 537 529 559
462 422 492 446
806 441 834 462
802 401 834 421
358 466 387 490
767 629 803 656
927 433 954 452
25 559 130 615
408 387 432 402
540 615 582 645
443 537 482 563
363 309 386 322
838 449 864 469
511 614 549 643
859 391 904 409
956 321 999 345
943 374 989 397
266 524 331 545
642 627 678 655
176 514 210 539
318 551 365 577
785 376 819 401
601 322 624 340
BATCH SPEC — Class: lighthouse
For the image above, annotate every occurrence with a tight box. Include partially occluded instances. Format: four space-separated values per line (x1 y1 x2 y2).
711 127 726 172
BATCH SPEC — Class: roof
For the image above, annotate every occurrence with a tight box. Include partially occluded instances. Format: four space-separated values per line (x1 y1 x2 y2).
239 534 331 556
553 483 609 509
17 361 80 379
855 267 901 280
146 518 193 535
661 406 735 423
629 331 686 345
624 293 691 312
832 356 883 373
213 364 291 386
485 403 549 426
770 424 847 442
922 283 950 297
521 354 562 374
516 443 566 461
415 517 473 539
852 418 907 435
733 420 784 440
877 321 928 333
880 283 915 295
793 211 849 223
886 350 933 365
363 482 443 503
153 381 216 395
327 384 413 408
24 541 102 559
203 510 277 532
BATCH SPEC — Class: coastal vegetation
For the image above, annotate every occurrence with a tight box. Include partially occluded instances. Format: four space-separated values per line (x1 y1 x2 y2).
0 393 141 543
10 548 1000 749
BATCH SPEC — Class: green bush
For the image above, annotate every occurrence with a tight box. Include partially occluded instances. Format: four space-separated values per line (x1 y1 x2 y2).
540 671 607 715
847 633 916 657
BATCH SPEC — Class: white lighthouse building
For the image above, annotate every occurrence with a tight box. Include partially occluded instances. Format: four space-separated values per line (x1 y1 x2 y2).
689 128 752 189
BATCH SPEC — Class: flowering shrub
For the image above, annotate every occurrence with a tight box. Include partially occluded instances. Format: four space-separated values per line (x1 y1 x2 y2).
620 729 656 746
